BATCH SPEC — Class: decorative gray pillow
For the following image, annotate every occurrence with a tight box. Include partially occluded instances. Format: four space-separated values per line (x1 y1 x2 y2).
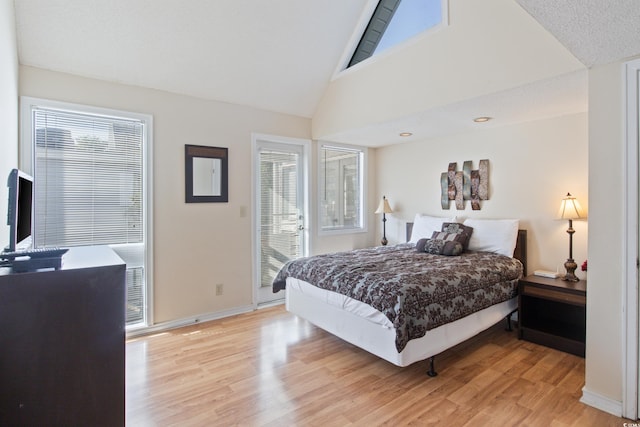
431 231 468 249
438 222 474 250
416 238 464 256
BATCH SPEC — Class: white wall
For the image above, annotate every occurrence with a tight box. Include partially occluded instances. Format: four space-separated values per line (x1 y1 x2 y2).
18 66 377 325
0 0 19 248
19 66 308 323
313 0 584 140
584 60 627 405
375 113 588 279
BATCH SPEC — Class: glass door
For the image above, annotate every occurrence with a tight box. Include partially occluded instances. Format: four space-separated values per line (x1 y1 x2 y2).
253 137 309 305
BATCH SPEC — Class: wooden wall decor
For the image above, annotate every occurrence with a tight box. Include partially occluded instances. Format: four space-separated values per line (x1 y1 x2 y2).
441 159 489 210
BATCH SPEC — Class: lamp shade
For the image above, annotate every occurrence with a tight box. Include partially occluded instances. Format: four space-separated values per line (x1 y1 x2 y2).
375 196 393 214
558 193 586 220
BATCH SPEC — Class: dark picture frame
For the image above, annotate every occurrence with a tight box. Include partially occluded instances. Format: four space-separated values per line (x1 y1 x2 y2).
185 144 228 203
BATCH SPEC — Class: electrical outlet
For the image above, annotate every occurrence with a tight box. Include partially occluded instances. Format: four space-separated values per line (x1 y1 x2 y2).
215 283 224 296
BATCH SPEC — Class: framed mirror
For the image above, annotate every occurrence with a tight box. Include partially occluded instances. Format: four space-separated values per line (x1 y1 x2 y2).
185 144 228 203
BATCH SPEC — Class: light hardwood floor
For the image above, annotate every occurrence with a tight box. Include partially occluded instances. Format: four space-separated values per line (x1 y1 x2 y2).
126 305 629 426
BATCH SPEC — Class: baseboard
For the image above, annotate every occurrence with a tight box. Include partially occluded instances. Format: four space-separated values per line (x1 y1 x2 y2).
126 304 255 338
580 387 623 417
257 298 285 309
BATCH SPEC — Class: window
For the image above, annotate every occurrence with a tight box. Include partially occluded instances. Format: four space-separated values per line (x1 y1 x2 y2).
319 144 366 233
348 0 446 68
21 97 152 329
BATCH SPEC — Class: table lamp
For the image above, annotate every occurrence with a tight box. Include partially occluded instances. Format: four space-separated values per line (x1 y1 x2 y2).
558 192 586 281
375 196 393 246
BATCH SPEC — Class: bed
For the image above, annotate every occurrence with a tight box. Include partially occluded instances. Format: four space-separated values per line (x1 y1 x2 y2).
272 216 527 375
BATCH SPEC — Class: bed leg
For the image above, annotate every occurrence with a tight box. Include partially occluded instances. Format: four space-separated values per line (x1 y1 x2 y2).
427 356 438 377
505 308 518 331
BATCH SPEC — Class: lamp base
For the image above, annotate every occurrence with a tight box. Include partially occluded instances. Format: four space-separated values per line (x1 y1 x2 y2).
562 258 580 282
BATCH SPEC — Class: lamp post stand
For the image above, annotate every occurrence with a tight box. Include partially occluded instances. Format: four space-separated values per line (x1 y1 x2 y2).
563 218 579 282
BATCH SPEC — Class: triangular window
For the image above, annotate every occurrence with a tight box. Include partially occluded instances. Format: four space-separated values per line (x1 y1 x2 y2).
348 0 445 68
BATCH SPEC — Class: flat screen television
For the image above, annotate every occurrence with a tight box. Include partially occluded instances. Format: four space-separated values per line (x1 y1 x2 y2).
5 168 33 252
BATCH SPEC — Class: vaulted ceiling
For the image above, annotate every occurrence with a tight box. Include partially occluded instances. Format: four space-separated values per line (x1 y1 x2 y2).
13 0 640 146
14 0 370 118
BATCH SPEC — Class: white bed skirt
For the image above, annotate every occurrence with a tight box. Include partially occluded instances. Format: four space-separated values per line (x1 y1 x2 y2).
285 277 517 367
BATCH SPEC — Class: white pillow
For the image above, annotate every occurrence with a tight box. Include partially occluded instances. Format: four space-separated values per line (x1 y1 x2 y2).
463 218 520 257
409 214 458 243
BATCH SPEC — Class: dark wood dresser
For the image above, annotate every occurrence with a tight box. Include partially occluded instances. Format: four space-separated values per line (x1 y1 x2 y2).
0 246 126 426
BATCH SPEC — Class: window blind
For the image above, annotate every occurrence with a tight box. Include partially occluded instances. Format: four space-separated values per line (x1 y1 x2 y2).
259 149 301 287
33 108 143 247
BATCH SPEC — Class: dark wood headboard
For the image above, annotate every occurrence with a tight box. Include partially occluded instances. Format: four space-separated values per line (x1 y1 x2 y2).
405 222 527 276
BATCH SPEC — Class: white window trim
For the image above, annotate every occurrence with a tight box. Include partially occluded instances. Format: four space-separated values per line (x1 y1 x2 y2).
317 142 368 236
19 96 154 330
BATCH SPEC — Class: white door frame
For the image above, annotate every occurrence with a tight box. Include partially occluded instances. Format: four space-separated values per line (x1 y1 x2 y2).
251 133 310 308
624 58 640 420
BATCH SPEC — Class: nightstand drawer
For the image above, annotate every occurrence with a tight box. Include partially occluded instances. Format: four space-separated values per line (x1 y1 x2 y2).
521 284 586 305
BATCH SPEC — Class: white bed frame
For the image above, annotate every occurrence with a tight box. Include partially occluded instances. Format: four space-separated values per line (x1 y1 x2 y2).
285 226 527 374
286 283 517 368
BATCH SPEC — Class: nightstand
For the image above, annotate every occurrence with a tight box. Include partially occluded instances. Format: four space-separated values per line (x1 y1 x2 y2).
518 275 586 357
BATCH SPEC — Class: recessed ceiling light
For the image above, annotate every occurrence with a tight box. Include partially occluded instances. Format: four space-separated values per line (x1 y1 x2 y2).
473 117 492 123
399 132 413 137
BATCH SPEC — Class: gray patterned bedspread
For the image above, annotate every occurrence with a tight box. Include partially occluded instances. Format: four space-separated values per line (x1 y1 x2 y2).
273 243 523 352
